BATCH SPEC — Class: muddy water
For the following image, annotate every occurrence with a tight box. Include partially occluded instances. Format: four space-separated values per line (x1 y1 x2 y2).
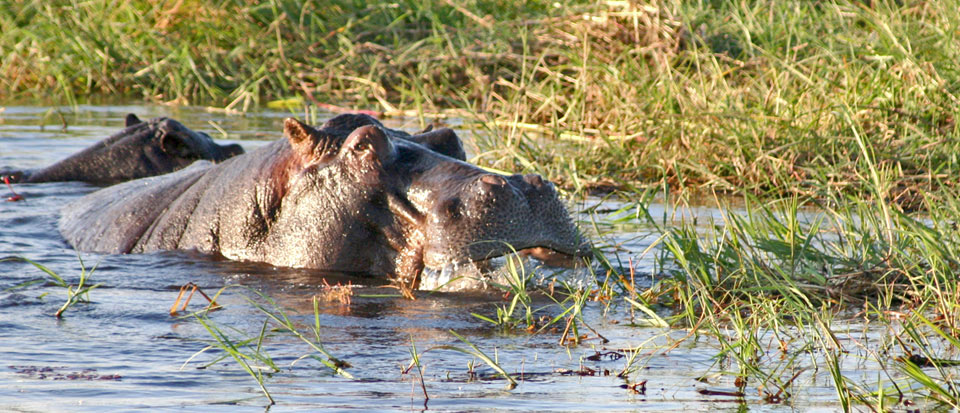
0 105 860 411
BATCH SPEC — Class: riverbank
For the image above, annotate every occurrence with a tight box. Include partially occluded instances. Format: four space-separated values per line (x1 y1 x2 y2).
4 0 958 203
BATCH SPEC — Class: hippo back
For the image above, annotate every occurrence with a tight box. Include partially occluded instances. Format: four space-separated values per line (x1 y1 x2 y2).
59 161 213 253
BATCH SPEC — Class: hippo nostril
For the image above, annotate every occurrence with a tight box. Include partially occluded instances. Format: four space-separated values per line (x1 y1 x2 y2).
523 174 545 188
478 174 507 191
479 174 507 186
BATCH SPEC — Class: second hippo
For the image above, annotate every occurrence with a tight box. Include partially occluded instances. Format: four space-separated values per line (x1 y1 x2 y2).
3 114 244 184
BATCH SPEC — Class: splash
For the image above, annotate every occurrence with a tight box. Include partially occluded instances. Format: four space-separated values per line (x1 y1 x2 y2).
418 253 593 292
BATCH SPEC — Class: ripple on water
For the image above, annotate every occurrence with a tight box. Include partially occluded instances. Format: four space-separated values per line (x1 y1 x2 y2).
0 293 45 310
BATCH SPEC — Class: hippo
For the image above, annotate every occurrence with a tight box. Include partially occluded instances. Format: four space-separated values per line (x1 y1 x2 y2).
59 114 588 286
2 114 244 184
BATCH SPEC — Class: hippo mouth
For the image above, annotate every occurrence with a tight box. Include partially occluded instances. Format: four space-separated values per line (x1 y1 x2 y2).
517 246 583 268
421 239 590 271
420 240 589 275
417 245 590 291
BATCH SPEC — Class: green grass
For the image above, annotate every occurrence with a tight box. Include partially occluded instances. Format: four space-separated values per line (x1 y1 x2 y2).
182 285 353 405
593 172 960 410
425 329 518 389
3 256 100 317
4 0 960 202
190 316 279 404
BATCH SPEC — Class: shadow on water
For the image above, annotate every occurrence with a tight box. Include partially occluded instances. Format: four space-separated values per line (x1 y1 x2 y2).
0 105 874 411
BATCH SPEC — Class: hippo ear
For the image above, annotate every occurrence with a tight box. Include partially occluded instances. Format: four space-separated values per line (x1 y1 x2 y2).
409 128 466 161
283 118 319 158
340 125 396 167
125 114 142 127
221 143 245 158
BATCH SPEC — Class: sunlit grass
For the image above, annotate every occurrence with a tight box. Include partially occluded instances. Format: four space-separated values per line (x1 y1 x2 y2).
4 0 959 201
594 171 960 410
181 285 353 405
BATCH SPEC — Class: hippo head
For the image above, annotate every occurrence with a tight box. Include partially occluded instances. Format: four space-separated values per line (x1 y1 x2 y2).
270 116 588 286
23 114 245 184
122 114 245 170
414 169 585 271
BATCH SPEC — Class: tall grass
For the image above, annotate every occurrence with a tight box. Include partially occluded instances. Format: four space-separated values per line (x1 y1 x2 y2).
3 0 959 200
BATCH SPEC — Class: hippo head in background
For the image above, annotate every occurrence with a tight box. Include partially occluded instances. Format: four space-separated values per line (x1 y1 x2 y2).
19 114 244 184
266 117 589 286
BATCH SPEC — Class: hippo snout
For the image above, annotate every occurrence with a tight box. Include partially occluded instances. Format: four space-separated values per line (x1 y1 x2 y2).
217 143 246 161
416 168 587 270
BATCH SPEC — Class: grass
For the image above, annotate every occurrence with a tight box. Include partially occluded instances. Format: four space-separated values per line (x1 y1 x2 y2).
3 0 960 203
183 284 526 404
181 285 353 405
424 329 519 389
2 256 100 317
470 252 538 330
591 167 960 409
190 316 279 404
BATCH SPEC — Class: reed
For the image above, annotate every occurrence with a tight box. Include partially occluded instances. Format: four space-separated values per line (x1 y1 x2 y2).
593 168 960 410
2 256 101 317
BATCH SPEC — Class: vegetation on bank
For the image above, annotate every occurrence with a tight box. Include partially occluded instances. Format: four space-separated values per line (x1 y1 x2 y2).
625 184 960 411
4 0 960 203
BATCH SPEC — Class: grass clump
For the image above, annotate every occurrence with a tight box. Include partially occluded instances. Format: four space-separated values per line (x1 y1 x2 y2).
3 256 100 317
467 252 607 347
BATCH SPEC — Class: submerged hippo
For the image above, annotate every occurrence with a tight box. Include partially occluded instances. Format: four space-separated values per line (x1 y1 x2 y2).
59 114 587 285
2 114 244 184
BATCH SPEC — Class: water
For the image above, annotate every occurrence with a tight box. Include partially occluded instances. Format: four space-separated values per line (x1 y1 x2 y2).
0 105 869 411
